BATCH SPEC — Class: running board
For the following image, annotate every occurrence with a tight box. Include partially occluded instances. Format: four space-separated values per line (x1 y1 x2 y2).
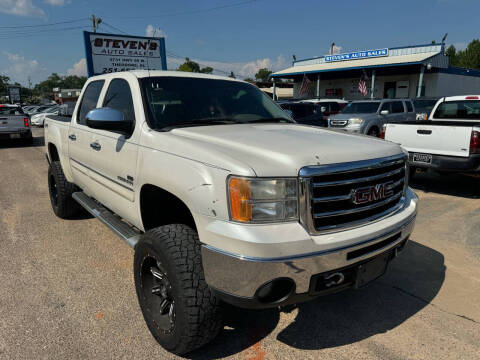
72 192 141 248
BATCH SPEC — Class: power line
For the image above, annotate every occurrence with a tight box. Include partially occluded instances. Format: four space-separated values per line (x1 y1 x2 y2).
0 25 89 36
0 18 89 29
0 26 90 39
104 0 262 21
102 21 129 35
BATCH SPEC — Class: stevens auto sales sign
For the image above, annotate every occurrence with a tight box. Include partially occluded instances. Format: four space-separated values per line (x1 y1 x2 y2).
83 31 167 77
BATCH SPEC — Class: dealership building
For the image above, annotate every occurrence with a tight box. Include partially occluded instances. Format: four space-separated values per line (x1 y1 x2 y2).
271 43 480 100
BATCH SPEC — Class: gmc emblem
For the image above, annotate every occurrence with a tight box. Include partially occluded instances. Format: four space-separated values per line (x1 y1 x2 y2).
352 181 394 204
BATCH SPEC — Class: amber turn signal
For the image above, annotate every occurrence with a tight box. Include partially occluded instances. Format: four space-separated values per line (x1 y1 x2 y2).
229 177 252 222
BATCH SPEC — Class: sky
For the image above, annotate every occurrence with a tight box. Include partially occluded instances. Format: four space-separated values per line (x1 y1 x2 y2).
0 0 478 86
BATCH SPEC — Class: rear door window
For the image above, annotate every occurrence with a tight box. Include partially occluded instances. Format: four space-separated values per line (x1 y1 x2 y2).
0 106 24 115
433 100 480 120
405 101 414 112
77 80 105 125
391 101 404 113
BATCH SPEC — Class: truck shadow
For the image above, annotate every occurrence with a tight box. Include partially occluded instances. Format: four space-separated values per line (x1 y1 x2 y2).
0 134 45 148
410 171 479 199
188 240 445 359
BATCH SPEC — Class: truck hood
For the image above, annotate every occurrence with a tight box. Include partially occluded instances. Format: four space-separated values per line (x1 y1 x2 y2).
166 124 402 176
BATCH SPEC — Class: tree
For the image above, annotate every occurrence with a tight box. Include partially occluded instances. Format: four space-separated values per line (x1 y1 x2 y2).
447 39 480 69
177 58 213 74
244 77 255 83
0 75 10 97
255 68 273 82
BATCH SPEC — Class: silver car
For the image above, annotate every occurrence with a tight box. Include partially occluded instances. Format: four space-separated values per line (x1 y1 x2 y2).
0 104 32 144
328 99 416 137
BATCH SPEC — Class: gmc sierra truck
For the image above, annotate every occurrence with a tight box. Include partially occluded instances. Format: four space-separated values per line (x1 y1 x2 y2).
383 95 480 176
44 71 417 355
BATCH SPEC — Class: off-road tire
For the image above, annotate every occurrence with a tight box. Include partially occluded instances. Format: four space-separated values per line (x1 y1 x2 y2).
134 224 223 355
48 161 80 218
367 127 379 137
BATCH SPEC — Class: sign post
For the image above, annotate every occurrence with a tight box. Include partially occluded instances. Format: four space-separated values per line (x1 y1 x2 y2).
83 31 167 77
7 86 21 104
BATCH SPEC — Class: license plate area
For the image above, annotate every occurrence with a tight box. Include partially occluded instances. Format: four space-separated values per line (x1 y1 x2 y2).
355 252 390 288
413 152 432 164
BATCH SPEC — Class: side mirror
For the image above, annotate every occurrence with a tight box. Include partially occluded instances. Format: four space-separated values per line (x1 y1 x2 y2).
86 108 132 134
380 110 389 115
320 106 327 113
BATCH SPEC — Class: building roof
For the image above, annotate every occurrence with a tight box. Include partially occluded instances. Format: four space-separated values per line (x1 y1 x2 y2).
271 43 449 78
272 52 443 77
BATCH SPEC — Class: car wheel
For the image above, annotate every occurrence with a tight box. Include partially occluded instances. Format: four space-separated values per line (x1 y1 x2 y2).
134 224 223 355
367 127 379 137
48 161 81 218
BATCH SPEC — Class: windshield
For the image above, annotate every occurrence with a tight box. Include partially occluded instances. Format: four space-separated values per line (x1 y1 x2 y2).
341 102 380 114
141 77 291 130
433 100 480 120
0 106 24 115
413 99 437 113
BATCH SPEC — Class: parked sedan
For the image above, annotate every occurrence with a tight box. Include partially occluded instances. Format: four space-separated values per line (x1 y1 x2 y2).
31 105 60 127
328 98 416 137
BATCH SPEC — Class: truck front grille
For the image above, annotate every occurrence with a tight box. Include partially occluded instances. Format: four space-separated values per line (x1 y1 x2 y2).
299 154 407 234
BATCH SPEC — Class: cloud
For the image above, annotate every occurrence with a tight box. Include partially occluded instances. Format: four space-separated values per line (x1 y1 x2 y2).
451 42 467 51
2 51 46 85
0 0 45 17
145 25 167 38
167 55 289 79
331 45 343 54
67 58 87 76
44 0 67 5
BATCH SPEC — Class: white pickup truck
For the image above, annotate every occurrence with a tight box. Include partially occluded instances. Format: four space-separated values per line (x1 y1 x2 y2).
44 71 417 355
384 95 480 176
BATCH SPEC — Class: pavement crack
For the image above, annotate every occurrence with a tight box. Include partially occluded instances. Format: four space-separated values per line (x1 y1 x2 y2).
389 284 480 325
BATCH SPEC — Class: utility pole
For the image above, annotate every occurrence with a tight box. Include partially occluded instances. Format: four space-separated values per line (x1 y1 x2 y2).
91 14 102 33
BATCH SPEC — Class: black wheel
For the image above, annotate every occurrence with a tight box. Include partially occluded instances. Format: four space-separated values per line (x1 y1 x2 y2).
367 127 379 137
48 161 80 219
22 135 33 145
134 224 223 355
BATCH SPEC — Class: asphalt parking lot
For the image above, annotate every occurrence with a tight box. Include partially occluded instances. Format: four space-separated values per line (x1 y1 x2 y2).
0 128 479 360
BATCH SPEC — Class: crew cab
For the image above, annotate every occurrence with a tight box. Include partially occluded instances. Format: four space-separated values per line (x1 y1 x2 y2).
0 104 32 144
383 95 480 175
44 71 417 355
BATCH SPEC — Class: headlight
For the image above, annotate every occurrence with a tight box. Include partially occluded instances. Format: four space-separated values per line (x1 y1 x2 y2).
228 177 298 223
348 117 364 125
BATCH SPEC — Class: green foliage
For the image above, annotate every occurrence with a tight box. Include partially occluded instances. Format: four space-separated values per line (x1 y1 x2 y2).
177 58 213 74
0 75 10 97
448 39 480 69
254 68 273 82
243 77 255 83
33 73 87 94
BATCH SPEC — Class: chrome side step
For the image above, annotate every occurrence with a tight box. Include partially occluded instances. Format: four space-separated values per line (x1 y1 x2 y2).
72 192 141 248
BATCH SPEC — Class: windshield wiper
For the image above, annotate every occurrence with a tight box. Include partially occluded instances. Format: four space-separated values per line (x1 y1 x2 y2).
159 118 239 131
243 117 296 124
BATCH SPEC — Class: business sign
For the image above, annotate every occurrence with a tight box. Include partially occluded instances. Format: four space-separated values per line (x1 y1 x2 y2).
7 86 21 103
83 31 167 77
325 48 388 63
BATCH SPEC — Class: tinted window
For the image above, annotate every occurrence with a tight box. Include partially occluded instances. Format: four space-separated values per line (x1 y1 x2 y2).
413 99 437 113
103 79 135 122
406 101 413 112
289 104 308 119
77 80 104 125
433 100 480 120
0 106 24 115
141 77 290 129
391 101 404 113
380 102 391 112
342 102 380 114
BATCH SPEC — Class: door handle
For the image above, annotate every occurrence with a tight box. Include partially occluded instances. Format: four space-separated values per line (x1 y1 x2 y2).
68 134 76 141
90 141 101 151
417 129 432 135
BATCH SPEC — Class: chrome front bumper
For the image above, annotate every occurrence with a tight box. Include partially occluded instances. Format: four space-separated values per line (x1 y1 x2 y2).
201 211 416 304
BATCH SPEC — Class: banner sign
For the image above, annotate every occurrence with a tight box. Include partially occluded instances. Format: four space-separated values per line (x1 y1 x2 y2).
7 86 21 103
83 31 167 77
325 48 388 63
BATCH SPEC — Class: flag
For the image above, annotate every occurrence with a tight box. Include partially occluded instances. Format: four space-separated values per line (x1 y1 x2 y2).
358 70 369 97
299 74 311 96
